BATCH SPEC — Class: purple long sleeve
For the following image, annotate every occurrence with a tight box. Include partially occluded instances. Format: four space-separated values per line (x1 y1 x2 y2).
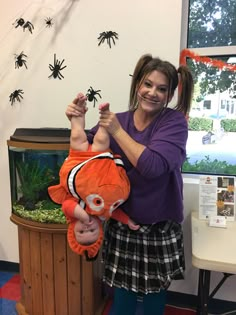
88 108 188 224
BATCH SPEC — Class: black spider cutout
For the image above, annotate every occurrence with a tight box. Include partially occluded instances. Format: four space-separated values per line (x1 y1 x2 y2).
13 18 34 34
48 54 67 80
86 87 102 107
23 21 34 33
15 51 28 69
14 18 25 28
9 89 24 106
97 31 119 48
45 17 53 28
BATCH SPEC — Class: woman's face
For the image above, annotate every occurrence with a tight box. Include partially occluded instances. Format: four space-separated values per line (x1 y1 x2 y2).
137 70 172 114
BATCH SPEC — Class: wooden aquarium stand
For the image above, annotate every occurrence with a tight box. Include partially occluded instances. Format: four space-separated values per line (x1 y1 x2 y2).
10 214 106 315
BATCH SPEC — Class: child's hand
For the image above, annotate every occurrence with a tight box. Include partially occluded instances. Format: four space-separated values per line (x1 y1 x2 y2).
79 211 90 224
74 204 90 223
128 219 140 230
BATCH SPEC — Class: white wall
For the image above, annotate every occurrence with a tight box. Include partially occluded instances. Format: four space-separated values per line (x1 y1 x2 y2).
0 0 235 303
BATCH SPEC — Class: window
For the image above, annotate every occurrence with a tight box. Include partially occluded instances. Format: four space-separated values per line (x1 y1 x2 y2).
187 0 236 48
181 0 236 176
203 100 211 110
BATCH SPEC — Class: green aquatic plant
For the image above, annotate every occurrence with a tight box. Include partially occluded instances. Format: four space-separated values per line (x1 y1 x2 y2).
16 160 55 210
13 200 66 224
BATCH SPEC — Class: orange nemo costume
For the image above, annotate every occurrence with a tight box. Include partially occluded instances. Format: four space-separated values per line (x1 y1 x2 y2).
48 148 130 259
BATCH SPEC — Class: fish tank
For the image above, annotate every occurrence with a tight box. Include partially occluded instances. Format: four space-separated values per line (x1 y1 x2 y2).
7 128 71 224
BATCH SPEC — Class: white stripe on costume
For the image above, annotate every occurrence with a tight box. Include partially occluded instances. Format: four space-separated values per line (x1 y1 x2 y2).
67 151 115 198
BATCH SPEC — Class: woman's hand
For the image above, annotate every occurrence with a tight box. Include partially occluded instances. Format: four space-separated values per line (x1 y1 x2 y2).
65 92 88 121
99 106 122 136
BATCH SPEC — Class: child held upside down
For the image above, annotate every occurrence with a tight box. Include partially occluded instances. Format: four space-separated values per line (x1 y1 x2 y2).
48 93 139 260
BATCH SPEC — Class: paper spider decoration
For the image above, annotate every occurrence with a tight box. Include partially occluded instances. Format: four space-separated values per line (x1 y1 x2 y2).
86 87 102 107
97 31 119 48
45 17 53 28
48 54 67 80
15 51 28 69
9 89 24 106
14 18 24 28
14 18 34 34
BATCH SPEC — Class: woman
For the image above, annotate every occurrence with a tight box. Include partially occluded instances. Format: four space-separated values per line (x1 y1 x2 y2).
66 54 194 315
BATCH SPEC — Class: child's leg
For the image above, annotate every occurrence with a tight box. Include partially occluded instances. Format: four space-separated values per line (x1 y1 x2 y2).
92 126 109 152
113 287 137 315
92 103 110 152
143 290 167 315
70 94 88 151
70 115 88 151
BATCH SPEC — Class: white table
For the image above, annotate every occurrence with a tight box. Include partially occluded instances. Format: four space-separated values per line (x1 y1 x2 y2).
191 211 236 314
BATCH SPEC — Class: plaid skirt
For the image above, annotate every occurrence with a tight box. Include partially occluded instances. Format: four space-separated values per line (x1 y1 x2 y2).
102 219 185 295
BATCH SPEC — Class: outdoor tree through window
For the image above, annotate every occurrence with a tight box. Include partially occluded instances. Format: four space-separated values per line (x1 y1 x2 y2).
181 0 236 176
188 0 236 48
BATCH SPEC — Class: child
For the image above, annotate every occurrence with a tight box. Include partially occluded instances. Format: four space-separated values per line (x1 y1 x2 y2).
48 93 139 260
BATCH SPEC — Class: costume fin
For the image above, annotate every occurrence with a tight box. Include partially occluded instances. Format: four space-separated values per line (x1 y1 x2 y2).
48 184 68 204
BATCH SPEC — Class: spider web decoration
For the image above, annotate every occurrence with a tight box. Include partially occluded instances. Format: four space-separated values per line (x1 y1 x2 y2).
97 31 119 48
86 87 102 107
14 51 28 69
13 18 34 34
48 54 67 80
9 89 24 106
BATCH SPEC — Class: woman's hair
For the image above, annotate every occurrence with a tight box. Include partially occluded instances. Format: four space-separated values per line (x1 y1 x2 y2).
129 54 194 115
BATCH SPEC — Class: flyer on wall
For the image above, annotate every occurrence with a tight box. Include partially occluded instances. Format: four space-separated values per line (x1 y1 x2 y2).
199 175 235 221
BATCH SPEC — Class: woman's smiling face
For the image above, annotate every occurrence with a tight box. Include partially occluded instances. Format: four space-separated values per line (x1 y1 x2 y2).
137 70 172 114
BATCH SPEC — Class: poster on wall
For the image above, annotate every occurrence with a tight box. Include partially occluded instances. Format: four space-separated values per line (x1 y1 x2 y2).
199 175 235 221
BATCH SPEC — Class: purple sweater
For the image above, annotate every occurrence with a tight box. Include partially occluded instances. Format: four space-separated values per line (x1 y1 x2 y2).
88 108 188 224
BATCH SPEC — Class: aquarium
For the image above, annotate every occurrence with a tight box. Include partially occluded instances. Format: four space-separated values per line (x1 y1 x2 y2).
7 128 71 224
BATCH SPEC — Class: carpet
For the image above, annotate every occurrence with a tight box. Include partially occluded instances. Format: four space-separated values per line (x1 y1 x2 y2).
0 271 196 315
1 271 236 315
102 298 196 315
0 271 20 315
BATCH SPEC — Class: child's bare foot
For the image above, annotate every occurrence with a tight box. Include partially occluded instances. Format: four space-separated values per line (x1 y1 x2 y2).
76 93 87 107
99 102 110 111
72 92 87 105
72 93 88 115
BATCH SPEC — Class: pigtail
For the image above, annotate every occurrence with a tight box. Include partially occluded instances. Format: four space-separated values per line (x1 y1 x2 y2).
175 65 194 116
129 54 153 111
128 54 194 116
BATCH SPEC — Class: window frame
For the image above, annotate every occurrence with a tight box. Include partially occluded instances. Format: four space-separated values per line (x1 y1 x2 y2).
181 0 236 57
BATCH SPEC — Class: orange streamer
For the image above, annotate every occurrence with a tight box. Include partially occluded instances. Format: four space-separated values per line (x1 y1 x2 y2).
180 49 236 72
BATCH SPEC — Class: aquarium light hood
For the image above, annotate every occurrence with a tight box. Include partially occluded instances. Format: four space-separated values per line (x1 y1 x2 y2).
10 128 71 143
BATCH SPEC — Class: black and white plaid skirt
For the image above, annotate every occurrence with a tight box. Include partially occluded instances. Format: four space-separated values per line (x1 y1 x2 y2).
102 219 185 295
